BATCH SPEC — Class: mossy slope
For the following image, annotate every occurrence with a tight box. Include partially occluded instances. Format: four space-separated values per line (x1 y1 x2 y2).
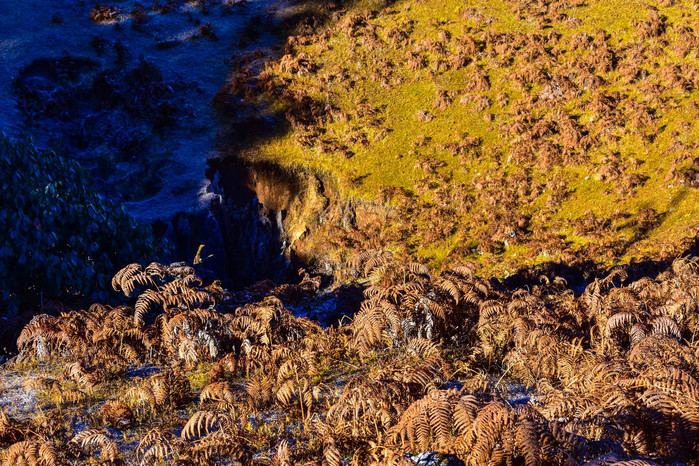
225 0 699 275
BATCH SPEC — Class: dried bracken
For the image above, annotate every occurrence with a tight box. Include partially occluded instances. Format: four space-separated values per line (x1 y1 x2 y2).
6 252 699 464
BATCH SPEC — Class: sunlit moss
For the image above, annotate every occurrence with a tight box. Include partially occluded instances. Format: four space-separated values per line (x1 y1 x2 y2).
222 0 699 275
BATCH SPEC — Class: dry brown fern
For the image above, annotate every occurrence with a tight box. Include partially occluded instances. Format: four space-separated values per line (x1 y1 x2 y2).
2 439 58 466
190 429 252 465
162 308 224 364
126 369 191 416
98 400 134 429
0 408 29 448
136 429 185 466
349 254 488 355
71 428 120 463
200 381 239 411
181 410 235 441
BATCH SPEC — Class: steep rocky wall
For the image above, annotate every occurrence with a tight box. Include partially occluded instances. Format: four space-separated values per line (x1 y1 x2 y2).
208 159 325 286
203 158 396 287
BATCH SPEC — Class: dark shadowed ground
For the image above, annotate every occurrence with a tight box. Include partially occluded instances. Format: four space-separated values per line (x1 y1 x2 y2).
0 0 286 223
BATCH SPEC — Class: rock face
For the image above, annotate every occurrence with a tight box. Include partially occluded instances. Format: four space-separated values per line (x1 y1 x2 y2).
206 155 405 287
208 159 330 287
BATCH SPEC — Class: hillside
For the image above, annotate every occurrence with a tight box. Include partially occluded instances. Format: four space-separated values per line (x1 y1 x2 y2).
5 0 699 465
219 0 699 276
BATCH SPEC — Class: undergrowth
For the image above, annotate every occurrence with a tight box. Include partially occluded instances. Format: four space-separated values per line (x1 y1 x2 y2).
0 135 165 316
3 255 699 464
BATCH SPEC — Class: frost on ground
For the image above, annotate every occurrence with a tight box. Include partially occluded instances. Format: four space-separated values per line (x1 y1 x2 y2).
0 368 40 420
0 0 285 224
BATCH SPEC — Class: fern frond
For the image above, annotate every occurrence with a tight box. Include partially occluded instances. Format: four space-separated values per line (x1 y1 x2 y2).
71 428 120 462
181 410 233 440
2 440 56 466
651 316 680 339
200 381 236 405
191 430 251 464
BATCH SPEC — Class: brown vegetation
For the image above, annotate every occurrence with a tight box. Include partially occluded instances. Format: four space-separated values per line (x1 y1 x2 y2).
3 254 699 463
